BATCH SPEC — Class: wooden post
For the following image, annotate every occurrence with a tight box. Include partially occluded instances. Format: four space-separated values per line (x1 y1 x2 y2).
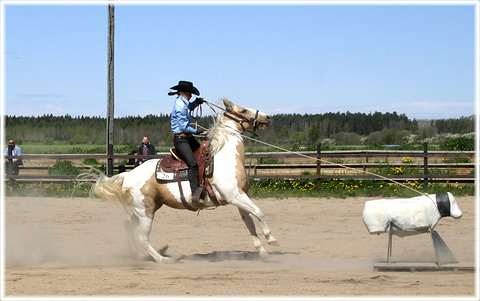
7 144 13 175
364 151 369 172
107 3 115 176
316 142 321 190
423 142 428 189
7 144 13 187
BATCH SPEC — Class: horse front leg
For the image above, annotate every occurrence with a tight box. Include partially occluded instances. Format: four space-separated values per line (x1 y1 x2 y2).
233 194 278 255
237 208 269 258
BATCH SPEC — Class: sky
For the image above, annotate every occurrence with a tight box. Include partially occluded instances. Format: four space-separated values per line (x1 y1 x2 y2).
2 0 478 120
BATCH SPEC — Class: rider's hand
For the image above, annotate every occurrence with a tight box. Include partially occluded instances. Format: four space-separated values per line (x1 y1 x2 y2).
196 97 205 104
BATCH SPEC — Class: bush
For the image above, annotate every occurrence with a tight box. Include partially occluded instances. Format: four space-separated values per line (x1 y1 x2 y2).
442 157 471 163
83 158 100 165
440 137 474 151
48 160 81 175
333 132 362 145
69 135 90 145
115 145 137 153
44 137 55 145
91 135 106 144
70 146 106 154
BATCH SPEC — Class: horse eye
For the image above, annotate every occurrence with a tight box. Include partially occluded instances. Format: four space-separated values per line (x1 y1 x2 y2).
241 109 247 113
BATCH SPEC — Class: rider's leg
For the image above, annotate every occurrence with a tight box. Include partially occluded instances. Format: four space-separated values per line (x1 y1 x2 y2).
174 136 202 203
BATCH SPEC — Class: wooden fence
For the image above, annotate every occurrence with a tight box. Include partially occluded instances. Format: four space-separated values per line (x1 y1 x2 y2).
5 143 475 188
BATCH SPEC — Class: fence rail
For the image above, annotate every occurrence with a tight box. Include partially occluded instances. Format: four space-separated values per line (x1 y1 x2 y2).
5 143 476 188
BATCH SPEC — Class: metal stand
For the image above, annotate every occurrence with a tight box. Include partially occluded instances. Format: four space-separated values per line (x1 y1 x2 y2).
385 224 458 266
376 225 466 272
387 230 393 264
430 229 458 266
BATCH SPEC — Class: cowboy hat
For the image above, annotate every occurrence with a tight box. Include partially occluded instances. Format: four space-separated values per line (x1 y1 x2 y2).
169 81 200 96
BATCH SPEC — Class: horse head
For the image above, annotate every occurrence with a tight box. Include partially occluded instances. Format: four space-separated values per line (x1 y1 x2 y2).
222 98 272 132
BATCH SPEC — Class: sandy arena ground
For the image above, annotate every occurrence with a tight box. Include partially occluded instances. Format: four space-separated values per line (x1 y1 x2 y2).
3 195 478 299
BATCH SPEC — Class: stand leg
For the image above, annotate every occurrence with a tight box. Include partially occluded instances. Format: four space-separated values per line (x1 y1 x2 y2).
387 228 393 264
430 229 458 266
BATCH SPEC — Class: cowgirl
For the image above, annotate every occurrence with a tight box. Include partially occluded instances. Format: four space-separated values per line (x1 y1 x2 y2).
169 80 205 204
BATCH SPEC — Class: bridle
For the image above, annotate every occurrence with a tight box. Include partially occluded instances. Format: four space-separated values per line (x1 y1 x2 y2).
205 100 261 132
224 109 260 132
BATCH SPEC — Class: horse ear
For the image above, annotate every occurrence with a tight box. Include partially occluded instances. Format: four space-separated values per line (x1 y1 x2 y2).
222 98 234 111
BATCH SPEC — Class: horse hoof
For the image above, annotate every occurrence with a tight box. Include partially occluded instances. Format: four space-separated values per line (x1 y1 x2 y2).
267 238 279 246
156 254 185 264
259 248 269 258
158 256 173 264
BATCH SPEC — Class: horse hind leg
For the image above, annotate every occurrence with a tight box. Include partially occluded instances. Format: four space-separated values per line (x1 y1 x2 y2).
238 208 270 258
124 215 140 257
135 216 171 263
124 212 171 263
254 210 279 247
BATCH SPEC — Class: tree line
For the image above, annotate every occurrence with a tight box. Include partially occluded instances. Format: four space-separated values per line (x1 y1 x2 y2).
4 112 474 147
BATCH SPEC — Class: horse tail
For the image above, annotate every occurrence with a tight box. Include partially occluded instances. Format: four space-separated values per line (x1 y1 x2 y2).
90 172 134 215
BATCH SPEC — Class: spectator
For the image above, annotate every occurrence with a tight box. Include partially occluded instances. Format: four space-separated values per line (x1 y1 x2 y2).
5 139 23 175
135 136 157 167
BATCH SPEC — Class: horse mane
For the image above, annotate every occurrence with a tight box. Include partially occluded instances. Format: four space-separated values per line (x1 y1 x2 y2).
207 102 242 155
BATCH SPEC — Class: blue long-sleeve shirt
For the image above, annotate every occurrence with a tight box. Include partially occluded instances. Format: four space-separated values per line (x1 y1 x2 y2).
171 95 200 134
5 145 22 163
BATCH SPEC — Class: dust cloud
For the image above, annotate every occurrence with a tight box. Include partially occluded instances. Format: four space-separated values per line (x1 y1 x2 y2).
5 196 133 268
5 196 376 271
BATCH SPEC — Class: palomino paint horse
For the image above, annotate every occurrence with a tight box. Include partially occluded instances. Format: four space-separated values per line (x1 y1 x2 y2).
90 98 278 263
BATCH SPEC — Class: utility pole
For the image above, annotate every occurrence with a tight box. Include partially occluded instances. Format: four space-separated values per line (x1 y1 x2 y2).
107 3 115 176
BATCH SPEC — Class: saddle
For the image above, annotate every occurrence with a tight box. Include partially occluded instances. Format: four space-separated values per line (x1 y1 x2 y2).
156 140 219 211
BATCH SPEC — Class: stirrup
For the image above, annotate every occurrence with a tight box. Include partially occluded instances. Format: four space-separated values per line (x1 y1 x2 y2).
191 187 204 207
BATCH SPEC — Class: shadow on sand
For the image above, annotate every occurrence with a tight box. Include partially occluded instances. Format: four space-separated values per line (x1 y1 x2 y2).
139 246 297 263
181 250 297 262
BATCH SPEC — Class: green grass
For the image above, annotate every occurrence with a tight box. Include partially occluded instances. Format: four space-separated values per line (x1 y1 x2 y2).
18 142 442 154
5 181 92 198
18 143 173 154
5 177 474 198
19 143 108 154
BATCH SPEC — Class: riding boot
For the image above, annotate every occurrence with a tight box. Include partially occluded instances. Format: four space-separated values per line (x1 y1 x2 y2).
189 166 204 207
192 187 204 207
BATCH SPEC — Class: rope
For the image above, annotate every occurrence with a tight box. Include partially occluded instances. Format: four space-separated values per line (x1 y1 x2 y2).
204 100 224 113
246 136 429 196
245 131 258 178
197 99 437 208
